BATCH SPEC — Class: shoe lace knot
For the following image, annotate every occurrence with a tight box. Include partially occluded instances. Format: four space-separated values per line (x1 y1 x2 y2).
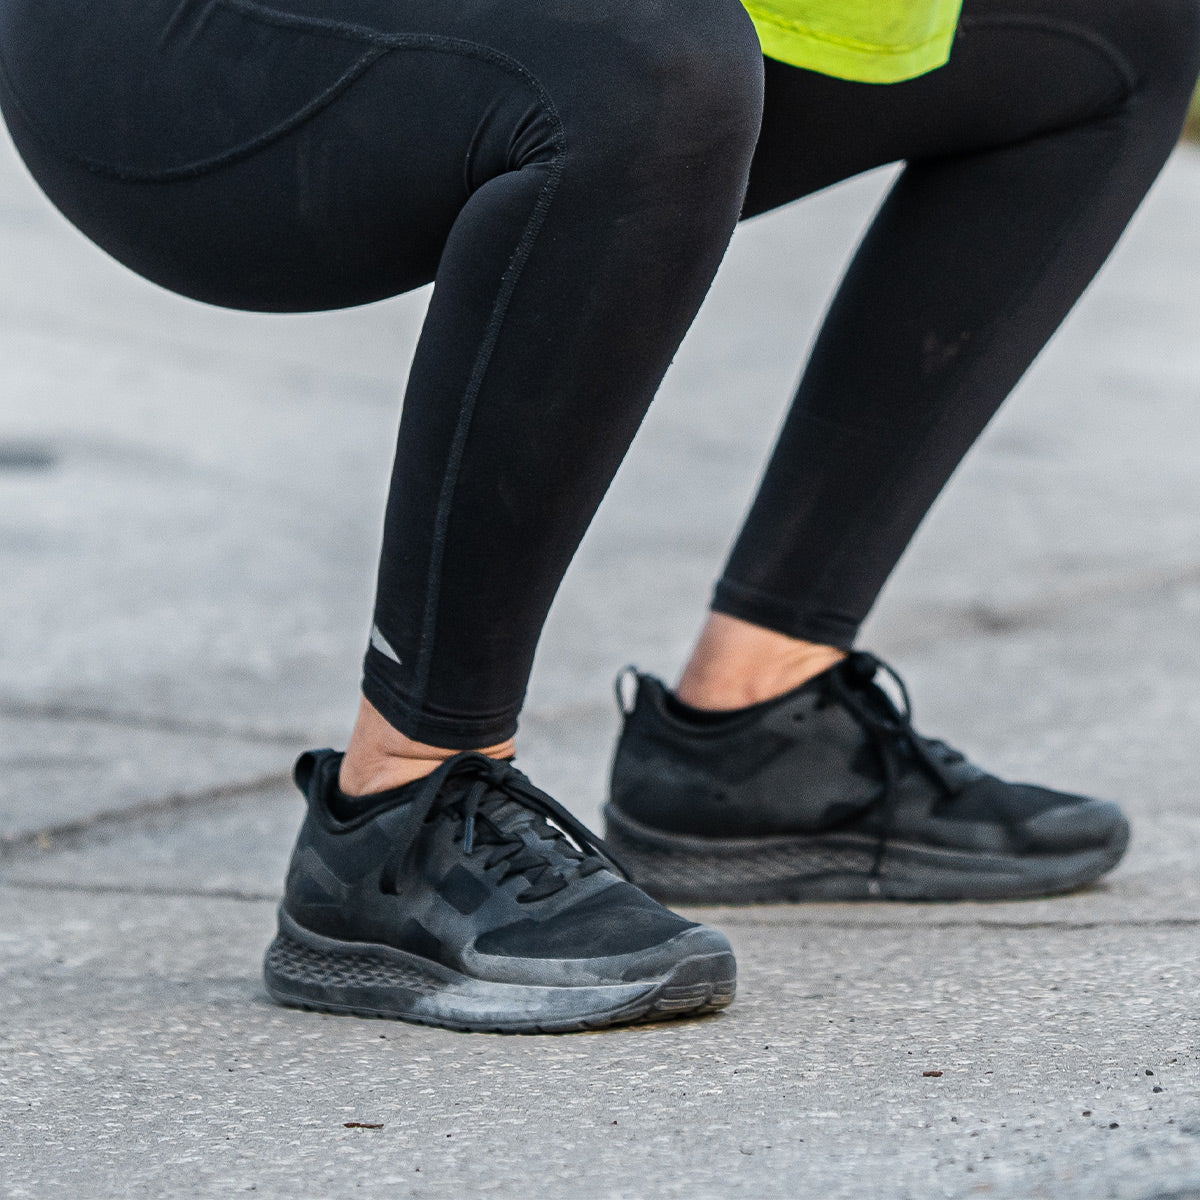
417 753 627 903
825 651 967 881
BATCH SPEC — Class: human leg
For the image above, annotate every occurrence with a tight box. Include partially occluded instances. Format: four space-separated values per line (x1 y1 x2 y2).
607 0 1200 900
0 0 763 1026
714 0 1200 655
675 613 845 710
1 0 764 748
676 0 1200 714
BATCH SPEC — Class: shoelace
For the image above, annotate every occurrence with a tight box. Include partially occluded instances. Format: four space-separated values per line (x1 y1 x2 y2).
824 651 968 883
384 753 626 903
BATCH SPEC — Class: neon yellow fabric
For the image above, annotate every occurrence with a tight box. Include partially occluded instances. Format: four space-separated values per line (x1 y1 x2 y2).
742 0 964 83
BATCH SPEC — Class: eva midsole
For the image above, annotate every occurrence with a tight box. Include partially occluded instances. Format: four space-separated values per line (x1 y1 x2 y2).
603 804 1129 902
264 908 734 1026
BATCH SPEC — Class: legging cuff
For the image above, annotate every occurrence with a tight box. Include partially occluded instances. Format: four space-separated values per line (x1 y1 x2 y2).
711 578 860 650
361 648 521 747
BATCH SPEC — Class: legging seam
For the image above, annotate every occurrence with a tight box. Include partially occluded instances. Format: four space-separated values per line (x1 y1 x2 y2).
220 0 576 128
407 160 566 708
405 155 567 716
223 1 573 717
39 50 385 182
4 0 570 733
0 7 386 181
0 0 566 182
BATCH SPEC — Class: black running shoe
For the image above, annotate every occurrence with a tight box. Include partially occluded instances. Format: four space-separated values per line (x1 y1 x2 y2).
263 750 735 1032
605 652 1130 903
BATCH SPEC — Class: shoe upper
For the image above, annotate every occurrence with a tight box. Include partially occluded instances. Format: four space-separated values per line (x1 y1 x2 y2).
608 652 1129 857
281 749 722 986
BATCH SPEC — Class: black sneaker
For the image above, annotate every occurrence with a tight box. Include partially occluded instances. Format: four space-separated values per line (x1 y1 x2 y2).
605 652 1130 903
263 749 735 1032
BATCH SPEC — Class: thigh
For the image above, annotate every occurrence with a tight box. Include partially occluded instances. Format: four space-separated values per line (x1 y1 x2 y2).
743 0 1163 218
0 0 762 310
0 0 551 308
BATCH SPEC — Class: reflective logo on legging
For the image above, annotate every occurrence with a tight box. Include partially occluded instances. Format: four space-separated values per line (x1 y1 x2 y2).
370 624 402 665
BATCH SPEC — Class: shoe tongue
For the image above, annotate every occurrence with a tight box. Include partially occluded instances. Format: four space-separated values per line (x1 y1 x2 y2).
835 655 903 721
450 783 583 865
473 793 535 836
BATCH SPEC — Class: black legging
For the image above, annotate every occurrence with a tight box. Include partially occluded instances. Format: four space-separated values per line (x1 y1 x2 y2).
2 0 1198 746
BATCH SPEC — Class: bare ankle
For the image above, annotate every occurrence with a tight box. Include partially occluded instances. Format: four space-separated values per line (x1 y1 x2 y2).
338 697 515 796
676 612 846 711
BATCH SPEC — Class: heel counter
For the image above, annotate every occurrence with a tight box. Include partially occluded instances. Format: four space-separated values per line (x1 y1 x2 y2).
281 748 342 909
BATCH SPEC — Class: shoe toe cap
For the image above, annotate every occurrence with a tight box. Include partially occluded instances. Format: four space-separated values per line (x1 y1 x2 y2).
1020 797 1131 854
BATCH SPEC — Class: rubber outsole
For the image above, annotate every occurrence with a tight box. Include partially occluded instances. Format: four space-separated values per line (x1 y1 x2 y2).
604 804 1131 903
263 914 736 1034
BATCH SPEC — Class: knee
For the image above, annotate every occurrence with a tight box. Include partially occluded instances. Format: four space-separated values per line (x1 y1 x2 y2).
561 0 765 165
637 0 766 140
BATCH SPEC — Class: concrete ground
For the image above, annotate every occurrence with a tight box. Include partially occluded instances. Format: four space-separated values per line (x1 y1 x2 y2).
3 113 1200 1199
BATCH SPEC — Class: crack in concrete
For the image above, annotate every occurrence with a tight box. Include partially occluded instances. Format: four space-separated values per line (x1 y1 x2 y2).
4 558 1200 863
0 879 278 902
0 698 314 746
5 555 1200 751
0 770 292 859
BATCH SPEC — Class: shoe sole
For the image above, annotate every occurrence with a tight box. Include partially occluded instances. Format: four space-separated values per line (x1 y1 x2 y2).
263 910 736 1034
604 804 1131 903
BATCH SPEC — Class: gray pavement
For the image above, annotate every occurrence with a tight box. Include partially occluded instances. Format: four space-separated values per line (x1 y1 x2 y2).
3 114 1200 1198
